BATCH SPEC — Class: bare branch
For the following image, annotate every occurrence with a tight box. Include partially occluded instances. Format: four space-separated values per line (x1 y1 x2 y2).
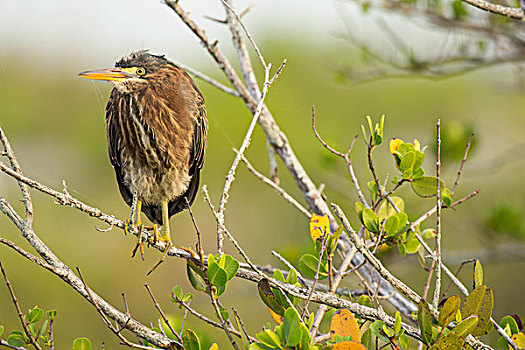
460 0 523 19
433 119 442 309
0 126 33 225
144 284 184 343
0 261 43 350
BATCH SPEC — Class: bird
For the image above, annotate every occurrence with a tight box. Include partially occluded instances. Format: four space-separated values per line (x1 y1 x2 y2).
79 50 207 262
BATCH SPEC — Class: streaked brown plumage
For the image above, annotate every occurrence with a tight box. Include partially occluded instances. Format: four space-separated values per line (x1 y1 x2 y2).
79 50 207 246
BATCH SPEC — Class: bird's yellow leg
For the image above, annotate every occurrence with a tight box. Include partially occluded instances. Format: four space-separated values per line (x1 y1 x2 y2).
148 199 172 274
129 200 147 259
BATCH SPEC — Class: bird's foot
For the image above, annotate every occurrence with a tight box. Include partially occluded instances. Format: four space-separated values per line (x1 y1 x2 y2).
131 224 146 260
148 240 172 275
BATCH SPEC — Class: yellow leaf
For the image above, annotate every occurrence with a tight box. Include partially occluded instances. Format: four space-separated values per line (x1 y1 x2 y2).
389 138 404 154
511 332 525 348
330 309 361 342
310 213 330 243
413 139 421 151
333 341 368 350
209 343 219 350
267 306 283 325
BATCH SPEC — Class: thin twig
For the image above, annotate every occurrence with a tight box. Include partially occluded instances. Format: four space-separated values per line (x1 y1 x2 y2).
241 155 311 218
451 133 474 196
0 339 27 350
232 308 252 345
216 60 286 255
271 250 308 286
202 186 265 276
0 261 43 350
144 284 184 343
301 233 330 319
433 119 442 309
0 127 33 225
171 293 257 343
266 139 280 185
76 268 162 350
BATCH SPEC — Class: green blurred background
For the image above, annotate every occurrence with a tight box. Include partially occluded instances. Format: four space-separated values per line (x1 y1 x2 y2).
1 0 524 348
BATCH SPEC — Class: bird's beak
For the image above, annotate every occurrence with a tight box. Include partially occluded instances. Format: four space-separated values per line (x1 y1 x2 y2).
78 68 136 82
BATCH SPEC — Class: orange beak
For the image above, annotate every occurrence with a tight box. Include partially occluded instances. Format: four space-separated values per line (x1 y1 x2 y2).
78 68 136 82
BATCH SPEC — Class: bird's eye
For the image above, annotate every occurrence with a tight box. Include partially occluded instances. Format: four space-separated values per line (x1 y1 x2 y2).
136 68 146 76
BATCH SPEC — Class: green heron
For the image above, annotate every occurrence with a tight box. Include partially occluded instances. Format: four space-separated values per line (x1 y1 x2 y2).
79 50 207 258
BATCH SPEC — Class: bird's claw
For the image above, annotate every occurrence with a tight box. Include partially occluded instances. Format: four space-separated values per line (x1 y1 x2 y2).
147 240 172 275
131 224 146 260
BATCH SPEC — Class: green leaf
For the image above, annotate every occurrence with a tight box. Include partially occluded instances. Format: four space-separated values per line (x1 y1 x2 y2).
7 333 26 347
399 151 415 174
367 181 379 200
405 236 421 254
377 196 405 221
399 333 409 349
273 269 286 283
39 320 48 338
411 176 446 198
47 310 57 319
286 268 299 286
442 188 452 207
172 285 183 300
394 311 402 335
499 316 519 335
187 261 207 292
473 260 483 288
438 295 461 327
271 287 293 310
29 323 37 338
361 328 372 349
72 337 92 350
258 278 285 316
461 285 494 336
412 167 425 180
219 255 240 281
355 202 365 222
413 150 425 170
398 241 406 257
362 208 379 234
430 332 464 350
452 315 479 338
369 321 388 342
234 311 251 350
384 216 399 236
357 295 372 308
256 329 282 349
218 307 229 322
418 300 433 346
182 292 194 303
207 262 228 288
328 225 344 255
28 306 44 324
382 325 394 337
299 254 328 280
283 308 302 347
0 325 4 337
183 329 201 350
299 323 311 350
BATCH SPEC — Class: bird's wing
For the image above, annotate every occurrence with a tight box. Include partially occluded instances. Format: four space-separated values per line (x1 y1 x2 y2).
105 90 134 208
105 89 120 168
189 95 208 176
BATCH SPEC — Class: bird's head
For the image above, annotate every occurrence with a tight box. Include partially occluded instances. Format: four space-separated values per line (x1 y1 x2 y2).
79 50 174 93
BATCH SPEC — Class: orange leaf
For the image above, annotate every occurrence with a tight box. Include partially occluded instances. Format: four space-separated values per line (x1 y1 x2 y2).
309 213 330 243
333 341 368 350
330 309 361 342
267 306 283 325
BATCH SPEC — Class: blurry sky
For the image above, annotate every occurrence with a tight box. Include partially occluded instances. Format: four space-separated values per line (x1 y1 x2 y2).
0 0 349 67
